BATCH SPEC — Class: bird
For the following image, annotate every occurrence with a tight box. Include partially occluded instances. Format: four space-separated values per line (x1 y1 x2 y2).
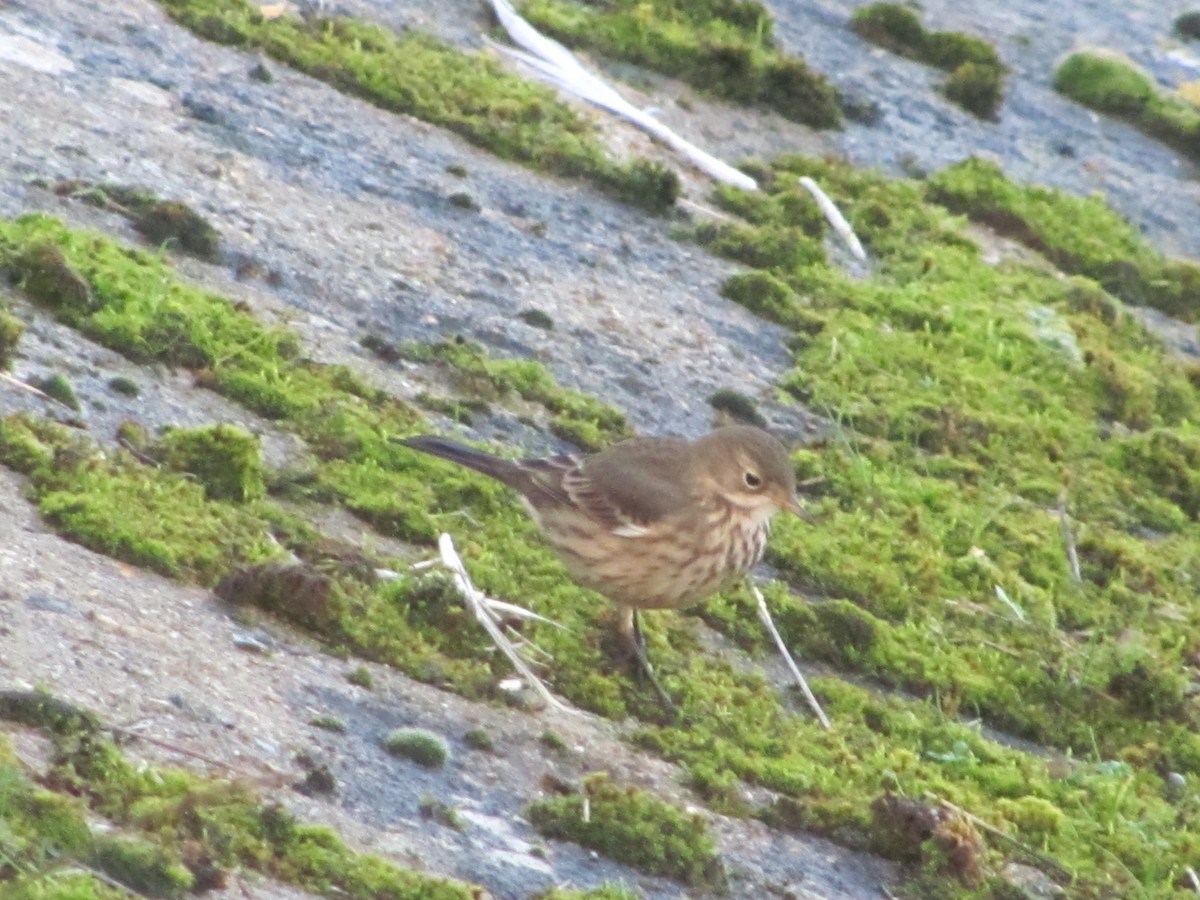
398 425 808 706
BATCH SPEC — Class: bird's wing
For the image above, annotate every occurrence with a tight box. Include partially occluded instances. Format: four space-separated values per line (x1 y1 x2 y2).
559 436 694 533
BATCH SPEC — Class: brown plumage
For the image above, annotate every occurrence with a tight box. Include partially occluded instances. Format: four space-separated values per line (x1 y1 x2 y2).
399 425 806 703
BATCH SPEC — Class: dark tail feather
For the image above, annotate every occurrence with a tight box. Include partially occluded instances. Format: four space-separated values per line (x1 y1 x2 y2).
397 435 519 485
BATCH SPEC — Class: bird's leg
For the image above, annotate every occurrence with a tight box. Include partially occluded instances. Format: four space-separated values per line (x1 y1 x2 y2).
619 607 676 714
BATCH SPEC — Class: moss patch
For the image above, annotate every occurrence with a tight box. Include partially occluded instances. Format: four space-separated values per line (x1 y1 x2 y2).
1054 50 1200 162
527 773 724 887
29 373 80 411
0 302 25 369
850 3 1005 119
403 337 631 451
925 156 1200 320
1176 11 1200 41
517 0 841 128
0 691 481 899
154 423 266 501
383 728 450 768
47 180 221 262
154 0 678 212
719 269 826 334
0 414 283 583
535 885 639 900
651 153 1200 894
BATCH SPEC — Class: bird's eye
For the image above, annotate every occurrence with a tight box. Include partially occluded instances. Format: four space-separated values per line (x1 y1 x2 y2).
743 471 762 489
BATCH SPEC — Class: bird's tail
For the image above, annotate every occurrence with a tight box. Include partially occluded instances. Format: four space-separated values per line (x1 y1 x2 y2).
397 435 520 485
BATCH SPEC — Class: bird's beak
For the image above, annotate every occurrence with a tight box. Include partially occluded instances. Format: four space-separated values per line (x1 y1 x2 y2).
783 493 815 524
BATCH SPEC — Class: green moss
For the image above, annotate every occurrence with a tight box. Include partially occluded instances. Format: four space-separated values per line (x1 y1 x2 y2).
693 221 826 272
448 191 480 212
155 424 266 501
707 388 768 428
1054 51 1200 162
527 773 724 886
132 200 221 261
1176 11 1200 40
719 270 827 333
848 3 925 56
0 213 299 374
2 239 93 316
0 414 282 583
463 728 495 752
625 153 1200 893
107 376 140 397
940 60 1004 120
0 749 94 864
30 373 81 411
535 884 639 900
346 665 373 689
417 391 488 425
419 796 464 829
48 181 221 261
154 0 678 212
0 303 24 369
0 696 480 899
309 715 347 733
925 157 1200 320
404 337 631 451
93 836 195 898
1 872 128 899
850 3 1005 119
1114 429 1200 519
0 690 102 734
518 0 841 128
517 309 554 330
383 728 450 768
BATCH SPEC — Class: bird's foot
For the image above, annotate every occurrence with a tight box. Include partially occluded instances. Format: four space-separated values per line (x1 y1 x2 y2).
625 612 677 718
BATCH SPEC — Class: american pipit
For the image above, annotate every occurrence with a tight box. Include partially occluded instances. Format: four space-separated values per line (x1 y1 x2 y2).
399 425 806 704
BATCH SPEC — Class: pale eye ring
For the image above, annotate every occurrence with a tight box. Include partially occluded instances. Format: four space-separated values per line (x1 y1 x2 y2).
743 471 762 489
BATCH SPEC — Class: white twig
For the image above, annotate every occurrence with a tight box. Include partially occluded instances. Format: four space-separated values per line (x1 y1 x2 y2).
1057 495 1082 586
750 582 831 729
798 176 866 261
1 371 75 410
435 533 574 713
485 597 571 629
993 584 1026 622
486 0 757 191
1186 865 1200 895
675 196 742 224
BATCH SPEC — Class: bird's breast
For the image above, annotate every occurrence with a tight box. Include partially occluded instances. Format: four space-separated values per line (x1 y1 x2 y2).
534 499 769 610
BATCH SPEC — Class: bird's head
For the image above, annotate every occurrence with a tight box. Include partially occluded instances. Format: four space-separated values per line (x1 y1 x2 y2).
695 426 811 522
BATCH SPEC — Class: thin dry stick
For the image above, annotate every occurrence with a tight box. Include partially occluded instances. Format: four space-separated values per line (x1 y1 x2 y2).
0 371 74 410
798 176 867 261
111 723 280 781
58 865 150 899
1058 494 1082 586
749 582 831 729
675 196 741 224
929 793 1071 880
436 533 575 713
